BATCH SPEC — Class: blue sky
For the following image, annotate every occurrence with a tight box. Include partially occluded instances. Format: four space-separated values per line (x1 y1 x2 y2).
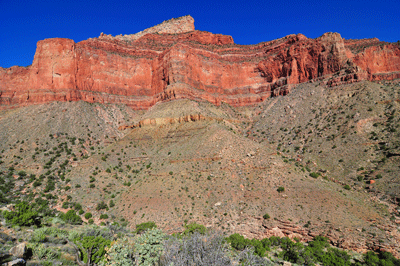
1 0 399 68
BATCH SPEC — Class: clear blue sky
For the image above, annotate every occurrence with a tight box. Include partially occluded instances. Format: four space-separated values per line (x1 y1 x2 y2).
1 0 399 68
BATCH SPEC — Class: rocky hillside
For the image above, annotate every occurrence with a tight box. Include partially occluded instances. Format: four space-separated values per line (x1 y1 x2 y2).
1 80 400 258
1 16 399 109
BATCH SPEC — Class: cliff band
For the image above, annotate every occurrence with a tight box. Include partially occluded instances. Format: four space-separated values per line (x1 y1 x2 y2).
1 15 400 109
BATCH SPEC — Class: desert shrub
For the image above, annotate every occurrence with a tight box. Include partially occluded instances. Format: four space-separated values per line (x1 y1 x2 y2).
45 227 69 238
263 213 270 219
236 247 274 266
319 248 351 266
310 172 321 178
277 186 285 193
268 236 282 246
0 193 8 204
135 227 164 266
30 243 48 260
227 233 258 253
30 243 59 261
279 237 304 264
96 201 108 211
85 212 93 219
3 201 40 226
74 203 82 210
249 238 267 257
71 235 111 265
50 217 65 225
162 232 232 266
31 228 47 243
32 227 68 242
135 221 157 234
183 222 207 235
61 210 79 224
44 180 55 192
100 238 135 266
100 214 109 219
109 200 115 208
344 184 351 190
18 170 27 177
33 180 42 187
59 210 83 225
363 250 400 266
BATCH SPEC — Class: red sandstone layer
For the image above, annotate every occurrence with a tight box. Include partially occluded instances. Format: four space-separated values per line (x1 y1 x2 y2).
1 15 399 109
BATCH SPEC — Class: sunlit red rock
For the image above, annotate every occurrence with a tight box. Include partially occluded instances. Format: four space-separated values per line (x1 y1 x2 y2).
1 15 399 109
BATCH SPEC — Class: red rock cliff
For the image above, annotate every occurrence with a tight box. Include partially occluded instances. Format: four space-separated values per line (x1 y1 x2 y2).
1 15 400 109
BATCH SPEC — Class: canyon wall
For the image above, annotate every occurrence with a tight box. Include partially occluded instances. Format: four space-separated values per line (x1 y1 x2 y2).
1 15 400 109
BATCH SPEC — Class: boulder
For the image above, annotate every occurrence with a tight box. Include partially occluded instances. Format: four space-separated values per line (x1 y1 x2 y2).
9 243 27 259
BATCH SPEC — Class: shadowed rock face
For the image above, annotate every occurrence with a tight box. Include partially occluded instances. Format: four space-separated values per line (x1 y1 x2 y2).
1 15 399 109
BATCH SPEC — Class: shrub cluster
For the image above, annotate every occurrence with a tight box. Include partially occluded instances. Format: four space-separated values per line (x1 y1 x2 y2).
3 201 40 226
24 222 400 266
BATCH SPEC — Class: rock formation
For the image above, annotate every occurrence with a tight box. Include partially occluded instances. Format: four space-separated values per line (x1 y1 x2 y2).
1 15 400 109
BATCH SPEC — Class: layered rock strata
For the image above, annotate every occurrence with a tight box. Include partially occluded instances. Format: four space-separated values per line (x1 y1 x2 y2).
1 15 400 109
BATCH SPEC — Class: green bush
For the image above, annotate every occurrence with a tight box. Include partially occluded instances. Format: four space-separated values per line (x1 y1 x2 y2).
263 213 270 219
59 210 83 225
85 212 93 219
44 180 55 192
309 172 321 178
364 250 400 266
279 237 303 263
227 233 267 257
227 233 249 251
72 235 111 265
0 193 8 204
18 171 27 177
3 201 40 226
135 221 157 234
277 187 285 193
33 180 42 187
183 222 207 235
319 248 351 266
74 203 82 210
100 214 108 219
96 201 108 211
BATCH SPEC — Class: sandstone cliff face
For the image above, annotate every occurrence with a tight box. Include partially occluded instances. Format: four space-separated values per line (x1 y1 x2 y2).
1 15 400 109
